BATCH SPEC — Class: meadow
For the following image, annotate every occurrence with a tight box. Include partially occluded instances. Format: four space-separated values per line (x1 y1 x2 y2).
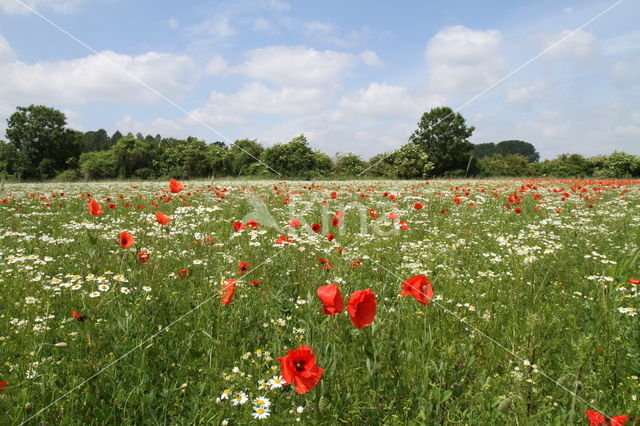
0 178 638 425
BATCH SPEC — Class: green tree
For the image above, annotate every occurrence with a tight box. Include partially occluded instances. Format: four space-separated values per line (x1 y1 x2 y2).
389 142 434 179
111 134 161 178
0 140 17 177
495 140 539 162
533 154 594 178
261 135 318 177
334 153 366 176
154 137 210 178
473 142 498 158
409 106 475 176
229 139 265 176
478 154 531 177
5 105 82 180
78 150 117 179
207 143 232 177
591 152 640 178
81 129 112 153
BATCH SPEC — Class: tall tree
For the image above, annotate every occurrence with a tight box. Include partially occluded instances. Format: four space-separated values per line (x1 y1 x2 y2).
5 105 81 179
229 139 265 176
409 106 475 176
495 140 539 162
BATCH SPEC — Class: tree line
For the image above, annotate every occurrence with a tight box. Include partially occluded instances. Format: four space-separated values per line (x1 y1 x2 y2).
1 104 639 181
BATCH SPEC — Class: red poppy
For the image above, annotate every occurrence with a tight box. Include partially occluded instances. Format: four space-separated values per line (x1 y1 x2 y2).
88 198 104 216
414 203 423 210
347 288 377 329
251 279 261 287
318 258 333 270
311 223 321 233
387 212 398 220
289 218 301 228
331 217 340 227
278 345 324 394
400 275 434 306
0 381 6 391
585 410 628 426
136 250 151 263
440 209 447 214
238 261 251 274
514 207 522 214
327 233 335 242
221 280 236 305
169 178 184 193
316 284 343 316
351 260 362 269
330 191 337 199
72 310 86 322
155 211 171 225
368 209 378 219
176 269 189 279
627 278 640 285
108 203 117 210
399 221 409 230
245 220 259 229
275 234 294 245
119 231 135 248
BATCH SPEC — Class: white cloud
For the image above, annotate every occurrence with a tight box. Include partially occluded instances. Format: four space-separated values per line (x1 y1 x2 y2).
0 0 85 14
538 29 597 62
0 34 15 65
359 50 382 67
0 49 199 105
603 31 640 55
610 56 640 87
426 25 505 93
505 79 548 105
239 45 359 87
116 115 186 137
253 17 273 33
187 15 235 39
332 83 445 120
192 81 331 118
166 18 179 29
205 55 228 75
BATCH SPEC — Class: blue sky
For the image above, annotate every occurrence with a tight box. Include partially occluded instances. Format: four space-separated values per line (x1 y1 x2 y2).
0 0 638 160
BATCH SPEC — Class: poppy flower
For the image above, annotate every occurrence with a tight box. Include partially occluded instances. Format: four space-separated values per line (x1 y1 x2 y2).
327 233 335 242
414 203 423 210
0 381 6 391
278 345 324 394
176 269 189 279
233 221 245 232
331 217 340 227
275 235 293 245
351 260 362 269
387 212 398 220
318 258 333 270
627 278 640 285
72 310 86 322
221 280 236 305
155 211 171 225
136 250 151 263
585 410 628 426
250 280 261 287
88 198 104 216
108 203 117 210
311 223 321 233
400 275 434 306
316 284 343 316
169 178 184 193
399 221 409 230
289 218 301 228
347 288 377 329
238 261 251 274
119 231 135 248
245 220 259 229
368 209 378 219
330 191 337 199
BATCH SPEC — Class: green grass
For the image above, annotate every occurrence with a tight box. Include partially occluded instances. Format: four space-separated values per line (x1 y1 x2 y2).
0 179 638 425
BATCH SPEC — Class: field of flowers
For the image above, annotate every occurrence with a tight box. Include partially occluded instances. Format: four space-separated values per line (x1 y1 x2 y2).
0 178 638 425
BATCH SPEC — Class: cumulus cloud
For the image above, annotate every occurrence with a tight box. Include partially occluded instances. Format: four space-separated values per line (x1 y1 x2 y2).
0 48 199 105
359 50 382 67
238 45 359 88
187 15 235 39
332 83 445 120
116 115 187 137
0 34 15 65
610 56 640 87
505 79 548 105
205 55 228 75
538 29 597 62
0 0 85 14
426 25 506 93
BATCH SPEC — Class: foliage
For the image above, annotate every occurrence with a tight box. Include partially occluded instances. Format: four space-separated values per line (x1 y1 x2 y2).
261 135 325 178
478 154 531 177
532 154 594 178
230 139 265 176
591 152 640 178
409 106 475 177
5 105 81 180
153 137 210 179
111 135 161 178
474 140 540 163
334 153 367 176
79 150 117 180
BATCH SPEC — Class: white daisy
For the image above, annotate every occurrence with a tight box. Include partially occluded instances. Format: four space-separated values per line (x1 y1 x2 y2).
231 391 248 406
252 406 270 419
268 375 286 389
220 389 231 400
253 396 271 407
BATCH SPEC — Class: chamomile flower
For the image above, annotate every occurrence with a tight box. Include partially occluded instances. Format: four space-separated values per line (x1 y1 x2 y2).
252 406 270 419
231 391 248 406
253 396 271 407
268 375 286 389
220 389 232 400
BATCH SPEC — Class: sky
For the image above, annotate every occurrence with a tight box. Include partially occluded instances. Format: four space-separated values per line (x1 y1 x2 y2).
0 0 638 160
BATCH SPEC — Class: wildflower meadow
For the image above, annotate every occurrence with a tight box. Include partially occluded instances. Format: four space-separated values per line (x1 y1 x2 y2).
0 178 638 425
